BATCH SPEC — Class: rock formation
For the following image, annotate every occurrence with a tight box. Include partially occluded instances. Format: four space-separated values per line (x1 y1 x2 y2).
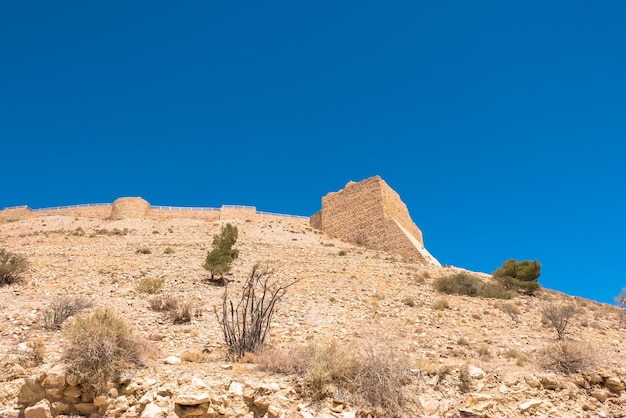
310 176 440 265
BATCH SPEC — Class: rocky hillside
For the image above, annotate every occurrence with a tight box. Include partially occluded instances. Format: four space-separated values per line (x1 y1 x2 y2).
1 213 626 417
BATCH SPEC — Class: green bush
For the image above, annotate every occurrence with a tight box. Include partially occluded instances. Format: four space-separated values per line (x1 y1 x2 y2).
434 273 514 299
0 248 29 286
492 259 541 295
64 310 148 394
203 223 239 280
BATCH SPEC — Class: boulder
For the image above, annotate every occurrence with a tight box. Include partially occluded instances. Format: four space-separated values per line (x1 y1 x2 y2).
24 399 52 418
42 365 66 388
18 377 45 405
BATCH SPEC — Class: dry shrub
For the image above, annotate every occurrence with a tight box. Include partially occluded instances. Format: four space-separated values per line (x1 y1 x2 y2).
148 295 199 324
0 248 29 286
180 350 211 363
503 348 528 365
541 303 579 340
170 301 200 324
257 340 411 414
402 296 417 307
476 344 491 360
41 296 92 330
458 364 472 393
538 340 597 375
136 277 164 294
149 294 178 312
496 301 521 322
432 298 450 310
64 309 149 394
216 263 301 360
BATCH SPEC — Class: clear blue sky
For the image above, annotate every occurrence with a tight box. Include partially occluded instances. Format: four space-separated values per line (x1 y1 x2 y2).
2 1 625 304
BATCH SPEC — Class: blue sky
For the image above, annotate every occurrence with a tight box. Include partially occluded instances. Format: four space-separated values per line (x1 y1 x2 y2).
2 1 625 304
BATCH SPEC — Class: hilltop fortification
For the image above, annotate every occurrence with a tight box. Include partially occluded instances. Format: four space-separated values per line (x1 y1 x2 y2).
310 176 440 266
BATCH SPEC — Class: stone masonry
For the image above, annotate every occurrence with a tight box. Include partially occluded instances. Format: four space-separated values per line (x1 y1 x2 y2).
310 176 440 266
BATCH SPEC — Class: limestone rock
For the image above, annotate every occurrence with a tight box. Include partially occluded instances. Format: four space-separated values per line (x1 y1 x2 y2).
468 366 486 379
519 399 543 411
18 377 45 405
175 379 210 406
140 402 166 418
524 375 541 389
24 399 52 418
42 365 66 389
604 376 625 393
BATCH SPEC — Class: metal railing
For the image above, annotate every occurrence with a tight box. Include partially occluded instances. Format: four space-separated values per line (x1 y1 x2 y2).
257 211 309 219
31 203 112 212
151 206 219 211
3 202 310 219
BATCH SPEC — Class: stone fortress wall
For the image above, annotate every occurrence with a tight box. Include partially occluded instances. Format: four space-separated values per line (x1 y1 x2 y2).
0 198 302 223
1 177 441 266
310 176 441 266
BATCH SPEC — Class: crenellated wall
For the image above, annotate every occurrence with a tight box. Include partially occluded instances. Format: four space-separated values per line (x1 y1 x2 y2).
310 176 440 266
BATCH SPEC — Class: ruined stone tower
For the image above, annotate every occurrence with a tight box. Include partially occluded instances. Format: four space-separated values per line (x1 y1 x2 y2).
310 176 440 265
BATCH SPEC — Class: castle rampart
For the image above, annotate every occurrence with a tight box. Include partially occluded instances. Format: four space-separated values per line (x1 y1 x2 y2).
310 176 440 266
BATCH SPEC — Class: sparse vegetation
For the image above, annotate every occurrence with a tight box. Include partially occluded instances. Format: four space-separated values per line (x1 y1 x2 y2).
503 348 528 365
203 223 239 280
492 259 541 295
0 248 29 286
64 310 148 394
538 340 597 374
541 303 579 340
136 277 164 294
402 296 417 307
215 263 301 360
497 301 521 322
136 247 152 254
337 250 347 256
257 340 410 413
41 296 93 330
434 272 514 299
148 295 198 324
432 297 450 310
164 246 175 254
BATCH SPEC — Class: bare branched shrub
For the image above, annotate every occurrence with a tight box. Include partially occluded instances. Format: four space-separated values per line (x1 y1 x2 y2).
216 263 301 360
538 340 597 374
41 296 93 330
0 248 29 286
64 309 148 394
541 303 579 340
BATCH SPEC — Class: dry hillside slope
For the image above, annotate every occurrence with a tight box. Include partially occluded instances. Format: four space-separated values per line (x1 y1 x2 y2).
1 212 625 417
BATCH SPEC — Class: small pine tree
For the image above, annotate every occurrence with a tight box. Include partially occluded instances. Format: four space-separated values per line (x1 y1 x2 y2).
492 259 541 295
203 224 239 280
